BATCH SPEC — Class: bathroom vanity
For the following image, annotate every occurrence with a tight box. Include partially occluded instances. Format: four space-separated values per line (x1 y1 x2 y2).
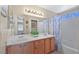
6 35 56 54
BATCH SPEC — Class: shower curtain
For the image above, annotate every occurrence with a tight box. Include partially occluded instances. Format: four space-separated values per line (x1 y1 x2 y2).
53 16 62 52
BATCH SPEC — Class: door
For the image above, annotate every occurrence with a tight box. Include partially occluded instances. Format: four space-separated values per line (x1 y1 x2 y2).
50 37 56 52
23 42 34 54
34 40 44 54
44 38 51 53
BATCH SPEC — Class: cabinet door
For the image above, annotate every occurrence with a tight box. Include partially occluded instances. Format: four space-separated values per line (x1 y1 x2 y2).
6 44 23 54
34 40 44 54
23 42 34 54
44 38 51 53
50 37 56 52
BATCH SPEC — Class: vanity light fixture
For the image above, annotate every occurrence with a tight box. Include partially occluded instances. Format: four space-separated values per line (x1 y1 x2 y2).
24 8 44 18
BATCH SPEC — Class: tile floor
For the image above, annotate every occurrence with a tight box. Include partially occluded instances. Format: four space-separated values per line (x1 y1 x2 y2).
51 51 63 54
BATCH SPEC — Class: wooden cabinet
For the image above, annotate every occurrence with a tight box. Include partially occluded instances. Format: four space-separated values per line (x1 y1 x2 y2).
44 37 56 53
44 38 51 53
6 37 56 54
50 37 56 52
6 42 34 54
6 44 23 54
34 40 44 54
23 42 34 54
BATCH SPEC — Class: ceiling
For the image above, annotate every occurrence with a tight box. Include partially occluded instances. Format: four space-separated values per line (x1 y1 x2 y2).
38 5 78 13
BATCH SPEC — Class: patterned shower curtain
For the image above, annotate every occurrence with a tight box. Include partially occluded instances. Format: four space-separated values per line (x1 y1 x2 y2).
53 16 62 52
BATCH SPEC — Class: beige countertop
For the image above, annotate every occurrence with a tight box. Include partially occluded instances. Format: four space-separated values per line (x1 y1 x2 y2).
6 34 54 46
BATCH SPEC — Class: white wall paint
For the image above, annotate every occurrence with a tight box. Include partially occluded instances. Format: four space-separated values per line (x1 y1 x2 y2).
38 5 77 13
0 6 8 53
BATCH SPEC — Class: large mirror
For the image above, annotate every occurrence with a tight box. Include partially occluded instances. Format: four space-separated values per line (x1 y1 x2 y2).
31 20 38 36
37 19 49 35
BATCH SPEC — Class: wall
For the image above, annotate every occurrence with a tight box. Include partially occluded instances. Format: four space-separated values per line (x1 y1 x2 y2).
11 5 55 18
0 6 8 53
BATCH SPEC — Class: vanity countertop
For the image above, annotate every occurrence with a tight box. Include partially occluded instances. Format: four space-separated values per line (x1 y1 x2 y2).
6 34 55 46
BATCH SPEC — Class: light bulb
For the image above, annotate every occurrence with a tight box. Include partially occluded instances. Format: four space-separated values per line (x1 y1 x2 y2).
24 8 44 17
